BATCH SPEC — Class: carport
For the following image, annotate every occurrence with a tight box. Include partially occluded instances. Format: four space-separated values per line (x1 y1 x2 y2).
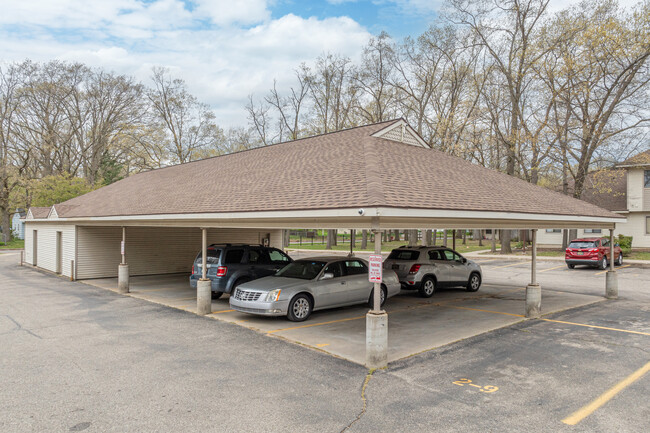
24 119 625 368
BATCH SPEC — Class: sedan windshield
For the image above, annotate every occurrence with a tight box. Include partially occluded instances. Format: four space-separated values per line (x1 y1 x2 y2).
568 241 596 249
274 260 326 280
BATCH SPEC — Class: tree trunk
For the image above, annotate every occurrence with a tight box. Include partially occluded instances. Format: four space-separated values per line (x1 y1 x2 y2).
462 230 467 245
408 229 417 246
491 230 497 253
284 230 291 249
393 230 400 242
326 229 333 249
332 229 337 246
404 230 409 242
500 229 512 254
350 229 356 248
425 229 432 246
443 230 448 247
361 230 368 249
432 230 437 246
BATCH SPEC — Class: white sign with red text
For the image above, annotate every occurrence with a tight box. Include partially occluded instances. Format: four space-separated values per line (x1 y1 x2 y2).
368 254 383 283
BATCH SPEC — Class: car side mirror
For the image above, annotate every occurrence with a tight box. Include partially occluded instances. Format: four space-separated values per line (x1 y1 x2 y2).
320 272 334 281
615 243 620 247
461 257 467 264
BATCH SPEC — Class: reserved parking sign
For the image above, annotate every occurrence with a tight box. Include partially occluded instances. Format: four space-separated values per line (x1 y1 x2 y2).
368 254 383 283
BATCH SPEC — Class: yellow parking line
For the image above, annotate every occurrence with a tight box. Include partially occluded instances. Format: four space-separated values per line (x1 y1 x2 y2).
489 262 527 270
540 318 650 336
210 309 235 314
562 361 650 425
135 287 180 292
267 315 366 334
595 264 632 276
538 264 567 273
439 304 525 318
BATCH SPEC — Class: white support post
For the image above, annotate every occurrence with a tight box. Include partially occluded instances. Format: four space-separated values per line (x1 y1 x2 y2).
117 226 129 294
197 228 212 315
366 228 388 369
606 228 618 299
526 229 541 318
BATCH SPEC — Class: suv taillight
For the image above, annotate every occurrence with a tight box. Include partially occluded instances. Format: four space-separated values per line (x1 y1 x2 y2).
192 265 195 274
216 266 227 277
409 264 421 274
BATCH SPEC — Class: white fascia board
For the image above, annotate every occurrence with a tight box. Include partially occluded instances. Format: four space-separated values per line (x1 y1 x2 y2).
56 206 625 226
616 163 650 168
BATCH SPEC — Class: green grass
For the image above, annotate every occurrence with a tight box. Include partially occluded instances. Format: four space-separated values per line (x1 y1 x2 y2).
0 238 24 249
628 251 650 260
287 239 498 253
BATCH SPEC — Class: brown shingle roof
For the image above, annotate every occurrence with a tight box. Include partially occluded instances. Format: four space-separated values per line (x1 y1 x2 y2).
52 120 621 220
28 207 51 219
619 149 650 167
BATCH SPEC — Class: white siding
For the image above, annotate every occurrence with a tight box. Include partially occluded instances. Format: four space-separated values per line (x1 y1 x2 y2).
23 222 76 277
76 226 283 279
536 217 650 248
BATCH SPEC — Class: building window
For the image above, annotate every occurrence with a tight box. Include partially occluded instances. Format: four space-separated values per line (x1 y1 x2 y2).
584 229 602 234
545 229 561 233
646 216 650 235
645 170 650 188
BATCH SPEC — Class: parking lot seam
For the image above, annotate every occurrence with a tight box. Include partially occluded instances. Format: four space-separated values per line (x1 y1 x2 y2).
341 369 375 432
267 315 367 334
562 361 650 425
539 318 650 336
595 264 632 276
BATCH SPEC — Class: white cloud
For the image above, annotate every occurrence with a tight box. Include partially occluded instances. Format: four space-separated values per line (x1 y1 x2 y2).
0 3 371 128
192 0 271 26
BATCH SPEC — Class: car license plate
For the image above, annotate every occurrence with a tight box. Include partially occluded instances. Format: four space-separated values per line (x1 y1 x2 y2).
577 252 583 255
392 264 400 270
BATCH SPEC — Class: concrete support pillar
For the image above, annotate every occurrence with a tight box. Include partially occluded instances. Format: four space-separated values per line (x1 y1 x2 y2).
606 228 618 299
366 312 388 368
117 227 129 293
197 228 212 315
526 229 540 318
118 264 130 294
366 227 387 369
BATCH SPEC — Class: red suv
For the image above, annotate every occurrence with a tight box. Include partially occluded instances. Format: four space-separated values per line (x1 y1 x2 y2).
565 237 623 270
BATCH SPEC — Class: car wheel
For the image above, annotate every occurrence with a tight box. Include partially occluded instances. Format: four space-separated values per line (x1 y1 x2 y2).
368 286 388 308
230 278 250 297
287 294 312 322
466 273 481 292
418 277 436 298
211 291 223 300
600 256 608 270
616 253 623 266
567 264 575 269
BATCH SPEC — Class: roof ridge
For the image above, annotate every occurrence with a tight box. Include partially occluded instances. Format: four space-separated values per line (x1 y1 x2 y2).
362 136 386 206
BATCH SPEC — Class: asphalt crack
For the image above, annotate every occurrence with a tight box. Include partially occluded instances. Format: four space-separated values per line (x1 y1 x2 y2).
341 369 375 432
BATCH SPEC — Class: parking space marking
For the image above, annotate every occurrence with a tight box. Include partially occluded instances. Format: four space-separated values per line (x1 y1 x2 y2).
316 343 330 347
439 304 525 318
562 361 650 425
538 264 567 273
267 315 366 334
488 262 528 270
539 318 650 336
210 309 235 314
452 378 499 393
474 259 500 265
595 264 632 276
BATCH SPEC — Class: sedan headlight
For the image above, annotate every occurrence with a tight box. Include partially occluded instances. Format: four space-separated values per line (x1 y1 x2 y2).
265 289 281 302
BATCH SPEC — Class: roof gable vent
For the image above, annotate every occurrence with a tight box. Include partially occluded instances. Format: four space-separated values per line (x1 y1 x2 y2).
371 119 429 148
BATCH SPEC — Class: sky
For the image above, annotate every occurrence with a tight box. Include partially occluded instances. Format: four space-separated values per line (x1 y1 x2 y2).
0 0 641 128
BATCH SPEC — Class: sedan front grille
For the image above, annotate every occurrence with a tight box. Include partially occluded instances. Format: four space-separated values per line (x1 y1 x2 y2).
234 289 262 302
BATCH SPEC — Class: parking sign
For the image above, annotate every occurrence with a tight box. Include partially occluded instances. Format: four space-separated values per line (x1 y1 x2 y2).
368 254 383 283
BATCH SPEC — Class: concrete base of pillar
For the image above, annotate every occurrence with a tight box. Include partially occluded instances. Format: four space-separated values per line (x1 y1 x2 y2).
197 279 212 315
606 271 618 299
366 311 388 369
525 284 541 318
117 264 129 294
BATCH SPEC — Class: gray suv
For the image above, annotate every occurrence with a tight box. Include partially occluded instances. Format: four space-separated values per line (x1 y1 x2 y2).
383 246 482 297
189 244 292 299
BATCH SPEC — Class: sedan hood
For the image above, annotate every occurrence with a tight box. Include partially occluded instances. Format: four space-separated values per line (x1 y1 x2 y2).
237 276 310 292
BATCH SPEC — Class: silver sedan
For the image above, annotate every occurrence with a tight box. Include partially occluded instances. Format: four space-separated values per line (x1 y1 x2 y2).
229 256 401 321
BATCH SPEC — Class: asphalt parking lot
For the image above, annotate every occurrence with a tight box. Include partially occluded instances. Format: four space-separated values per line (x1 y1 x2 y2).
1 251 649 432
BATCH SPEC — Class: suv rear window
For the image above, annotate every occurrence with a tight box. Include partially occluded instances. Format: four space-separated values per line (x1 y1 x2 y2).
225 249 245 264
197 248 221 264
568 241 596 249
388 250 420 260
